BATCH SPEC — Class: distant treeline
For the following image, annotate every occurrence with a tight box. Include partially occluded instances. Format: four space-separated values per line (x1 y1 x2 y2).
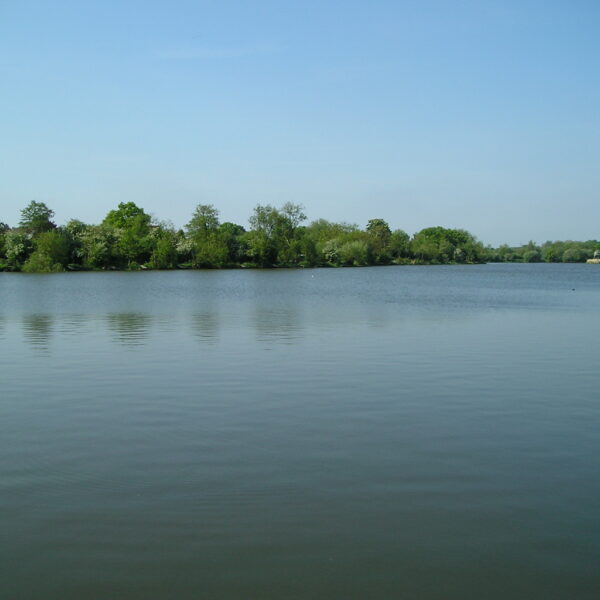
0 201 598 272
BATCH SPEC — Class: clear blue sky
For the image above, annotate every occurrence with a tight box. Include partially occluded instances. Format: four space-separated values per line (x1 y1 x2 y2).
1 0 599 245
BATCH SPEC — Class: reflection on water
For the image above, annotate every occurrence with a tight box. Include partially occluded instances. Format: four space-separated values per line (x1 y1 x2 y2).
153 313 178 334
21 314 53 349
253 306 302 344
366 304 393 329
14 309 309 351
191 311 219 344
59 313 90 337
104 313 152 347
2 267 600 599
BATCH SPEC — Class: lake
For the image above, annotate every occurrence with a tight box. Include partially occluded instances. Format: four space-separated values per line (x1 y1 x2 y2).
1 264 600 599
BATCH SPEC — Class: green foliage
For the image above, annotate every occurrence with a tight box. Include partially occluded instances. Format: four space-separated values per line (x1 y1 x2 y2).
22 230 71 272
523 250 542 263
186 204 229 267
186 204 220 236
411 227 484 264
19 201 56 235
366 218 392 264
247 204 280 266
7 199 597 272
116 216 153 267
102 203 153 267
389 229 410 261
148 228 179 269
339 240 370 266
103 202 151 229
0 222 8 261
489 240 599 263
321 238 342 265
78 225 117 269
219 222 248 264
562 247 586 262
247 204 306 266
21 254 64 273
3 230 33 268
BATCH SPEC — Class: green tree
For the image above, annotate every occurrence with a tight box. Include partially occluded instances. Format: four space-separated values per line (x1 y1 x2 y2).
277 202 307 265
411 227 484 264
247 203 306 266
562 247 586 262
339 240 370 266
389 229 410 261
22 230 71 272
186 204 228 267
3 230 32 269
219 222 247 264
117 215 153 267
0 222 9 264
103 203 153 267
366 218 392 263
19 201 56 235
103 202 151 229
79 224 117 269
247 205 281 267
523 250 542 263
148 226 179 269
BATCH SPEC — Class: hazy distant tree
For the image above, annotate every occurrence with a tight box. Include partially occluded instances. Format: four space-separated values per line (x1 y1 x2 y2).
562 248 585 263
541 242 561 263
522 250 542 263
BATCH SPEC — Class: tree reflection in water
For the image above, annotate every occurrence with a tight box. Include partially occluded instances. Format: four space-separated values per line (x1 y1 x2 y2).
253 306 302 344
191 311 219 344
104 313 152 348
21 314 53 350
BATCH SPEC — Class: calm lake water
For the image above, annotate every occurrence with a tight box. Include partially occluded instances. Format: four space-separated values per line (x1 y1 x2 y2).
1 264 600 599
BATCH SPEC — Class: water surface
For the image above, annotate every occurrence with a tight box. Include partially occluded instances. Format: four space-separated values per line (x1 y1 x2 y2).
1 264 599 599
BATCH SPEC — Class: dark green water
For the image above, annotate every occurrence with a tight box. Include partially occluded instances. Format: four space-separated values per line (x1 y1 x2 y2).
1 264 600 599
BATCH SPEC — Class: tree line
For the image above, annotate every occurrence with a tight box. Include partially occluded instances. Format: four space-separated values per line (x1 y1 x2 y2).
0 201 597 272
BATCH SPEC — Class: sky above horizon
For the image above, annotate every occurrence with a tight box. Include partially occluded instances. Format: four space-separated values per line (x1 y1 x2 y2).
1 0 599 246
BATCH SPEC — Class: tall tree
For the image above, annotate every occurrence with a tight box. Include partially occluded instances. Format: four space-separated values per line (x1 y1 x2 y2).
247 203 306 266
186 204 228 267
366 218 392 264
103 202 153 267
103 202 151 229
19 201 56 235
22 230 71 272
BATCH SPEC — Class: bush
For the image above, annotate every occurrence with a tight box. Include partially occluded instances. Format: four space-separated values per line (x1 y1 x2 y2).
523 250 542 263
22 252 64 273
